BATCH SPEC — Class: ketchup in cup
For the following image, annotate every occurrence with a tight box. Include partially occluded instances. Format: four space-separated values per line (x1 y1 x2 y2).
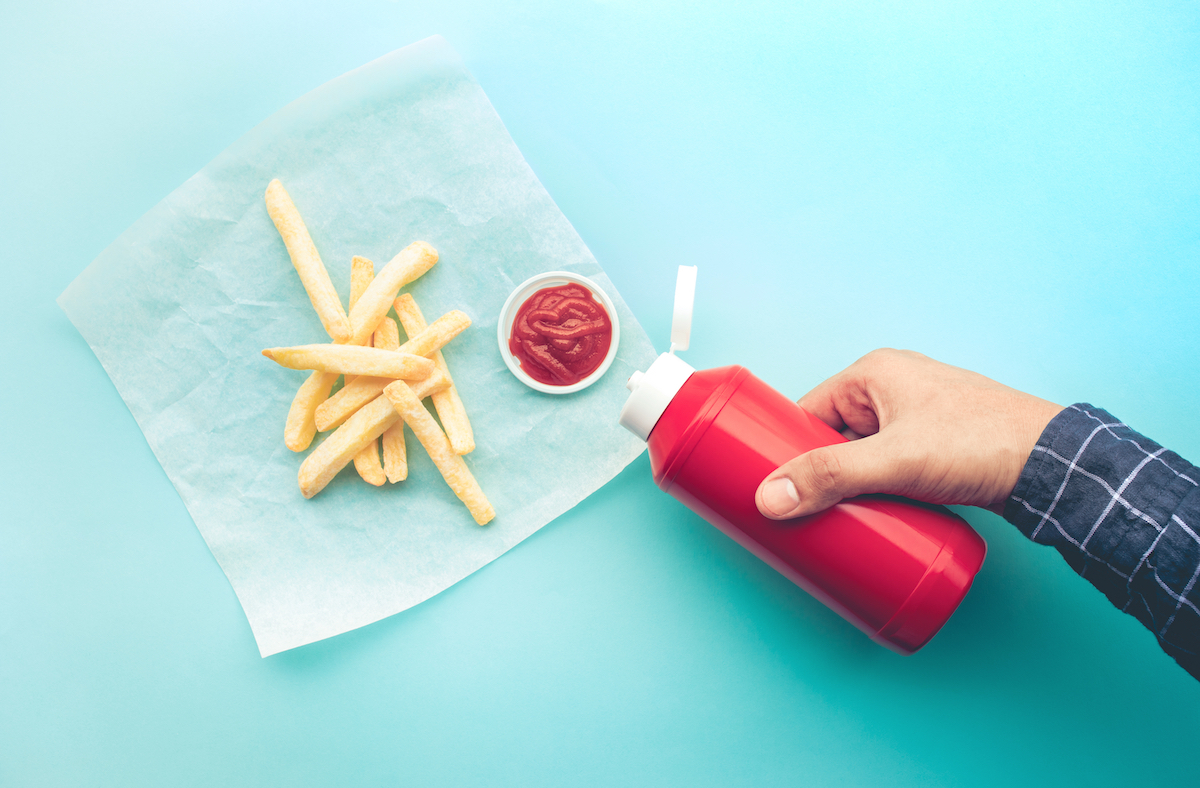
509 284 613 386
618 266 986 654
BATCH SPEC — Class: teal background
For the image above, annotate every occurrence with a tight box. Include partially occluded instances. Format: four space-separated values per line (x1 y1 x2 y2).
3 1 1198 785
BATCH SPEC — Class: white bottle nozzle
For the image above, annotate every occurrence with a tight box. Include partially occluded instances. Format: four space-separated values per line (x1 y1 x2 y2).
670 265 697 353
618 265 700 441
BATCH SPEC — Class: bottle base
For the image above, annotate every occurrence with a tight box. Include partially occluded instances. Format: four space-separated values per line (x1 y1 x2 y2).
871 521 988 655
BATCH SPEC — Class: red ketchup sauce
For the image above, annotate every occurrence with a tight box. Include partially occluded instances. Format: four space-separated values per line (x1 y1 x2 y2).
509 284 613 386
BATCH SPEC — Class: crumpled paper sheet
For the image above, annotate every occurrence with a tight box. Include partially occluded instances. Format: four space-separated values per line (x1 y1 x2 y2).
57 35 657 657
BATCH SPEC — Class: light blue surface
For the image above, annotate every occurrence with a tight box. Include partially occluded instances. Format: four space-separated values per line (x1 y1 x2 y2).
3 1 1198 785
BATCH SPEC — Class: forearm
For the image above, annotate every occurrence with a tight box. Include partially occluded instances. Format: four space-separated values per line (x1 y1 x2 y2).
1004 404 1200 680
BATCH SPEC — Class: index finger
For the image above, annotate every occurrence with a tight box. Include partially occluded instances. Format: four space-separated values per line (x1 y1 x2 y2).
796 359 881 438
796 374 849 432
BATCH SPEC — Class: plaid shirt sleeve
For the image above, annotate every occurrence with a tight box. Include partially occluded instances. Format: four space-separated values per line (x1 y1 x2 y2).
1004 404 1200 680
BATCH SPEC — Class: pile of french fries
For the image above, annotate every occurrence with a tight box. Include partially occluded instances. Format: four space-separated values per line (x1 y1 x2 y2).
260 179 494 525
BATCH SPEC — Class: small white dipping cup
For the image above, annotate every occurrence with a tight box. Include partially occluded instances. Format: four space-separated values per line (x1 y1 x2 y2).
498 271 620 395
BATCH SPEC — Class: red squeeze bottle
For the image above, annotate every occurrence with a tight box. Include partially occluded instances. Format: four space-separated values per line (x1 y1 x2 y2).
618 267 986 654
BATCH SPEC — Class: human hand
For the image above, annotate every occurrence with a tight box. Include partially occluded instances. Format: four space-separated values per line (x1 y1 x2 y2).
754 349 1063 519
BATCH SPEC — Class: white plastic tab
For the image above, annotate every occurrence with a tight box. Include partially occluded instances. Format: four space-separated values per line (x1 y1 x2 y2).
618 352 696 441
670 265 697 353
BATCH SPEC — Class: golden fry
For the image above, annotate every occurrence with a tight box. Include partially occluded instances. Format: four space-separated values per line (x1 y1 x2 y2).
349 255 374 307
345 319 402 480
315 376 391 432
348 241 438 345
353 440 386 486
343 255 375 388
373 316 400 352
312 311 470 431
262 345 433 379
382 381 494 525
345 255 386 484
381 421 407 483
397 310 470 357
271 202 365 447
298 371 450 498
299 396 397 498
284 371 338 452
394 294 475 455
264 180 351 343
284 255 373 450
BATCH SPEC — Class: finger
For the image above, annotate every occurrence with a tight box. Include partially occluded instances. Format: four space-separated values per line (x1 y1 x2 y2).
755 434 901 519
795 374 850 431
797 374 881 437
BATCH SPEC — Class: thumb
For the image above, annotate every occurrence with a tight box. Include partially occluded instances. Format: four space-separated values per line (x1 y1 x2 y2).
755 436 898 519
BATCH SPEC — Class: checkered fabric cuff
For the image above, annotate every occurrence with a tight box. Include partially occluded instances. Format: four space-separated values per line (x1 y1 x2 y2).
1004 404 1200 680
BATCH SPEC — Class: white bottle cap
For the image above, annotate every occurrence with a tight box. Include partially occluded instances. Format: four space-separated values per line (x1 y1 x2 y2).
618 352 696 441
619 265 699 441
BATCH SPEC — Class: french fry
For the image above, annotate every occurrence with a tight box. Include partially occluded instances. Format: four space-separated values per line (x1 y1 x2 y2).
381 421 407 483
300 396 395 498
398 310 470 357
347 257 375 386
262 345 434 379
367 315 406 482
383 381 494 525
315 376 392 432
348 241 438 345
343 255 376 387
350 255 374 306
373 315 400 351
275 214 365 450
298 371 451 498
348 255 384 483
264 180 351 343
394 294 475 455
284 371 338 451
313 310 471 431
353 442 386 486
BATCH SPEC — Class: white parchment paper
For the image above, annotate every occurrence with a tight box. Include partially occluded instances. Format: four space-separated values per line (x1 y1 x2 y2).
57 36 657 656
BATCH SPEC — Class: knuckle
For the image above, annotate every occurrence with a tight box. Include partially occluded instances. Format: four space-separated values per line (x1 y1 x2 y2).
859 348 892 366
859 347 903 373
856 347 926 381
895 348 929 365
804 447 843 496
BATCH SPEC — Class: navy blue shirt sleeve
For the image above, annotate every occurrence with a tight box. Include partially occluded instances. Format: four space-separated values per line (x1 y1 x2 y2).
1004 404 1200 680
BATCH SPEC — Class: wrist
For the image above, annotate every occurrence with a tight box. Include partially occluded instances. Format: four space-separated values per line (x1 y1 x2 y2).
1001 397 1064 506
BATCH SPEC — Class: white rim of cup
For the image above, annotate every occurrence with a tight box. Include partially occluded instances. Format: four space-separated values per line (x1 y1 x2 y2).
497 271 621 395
